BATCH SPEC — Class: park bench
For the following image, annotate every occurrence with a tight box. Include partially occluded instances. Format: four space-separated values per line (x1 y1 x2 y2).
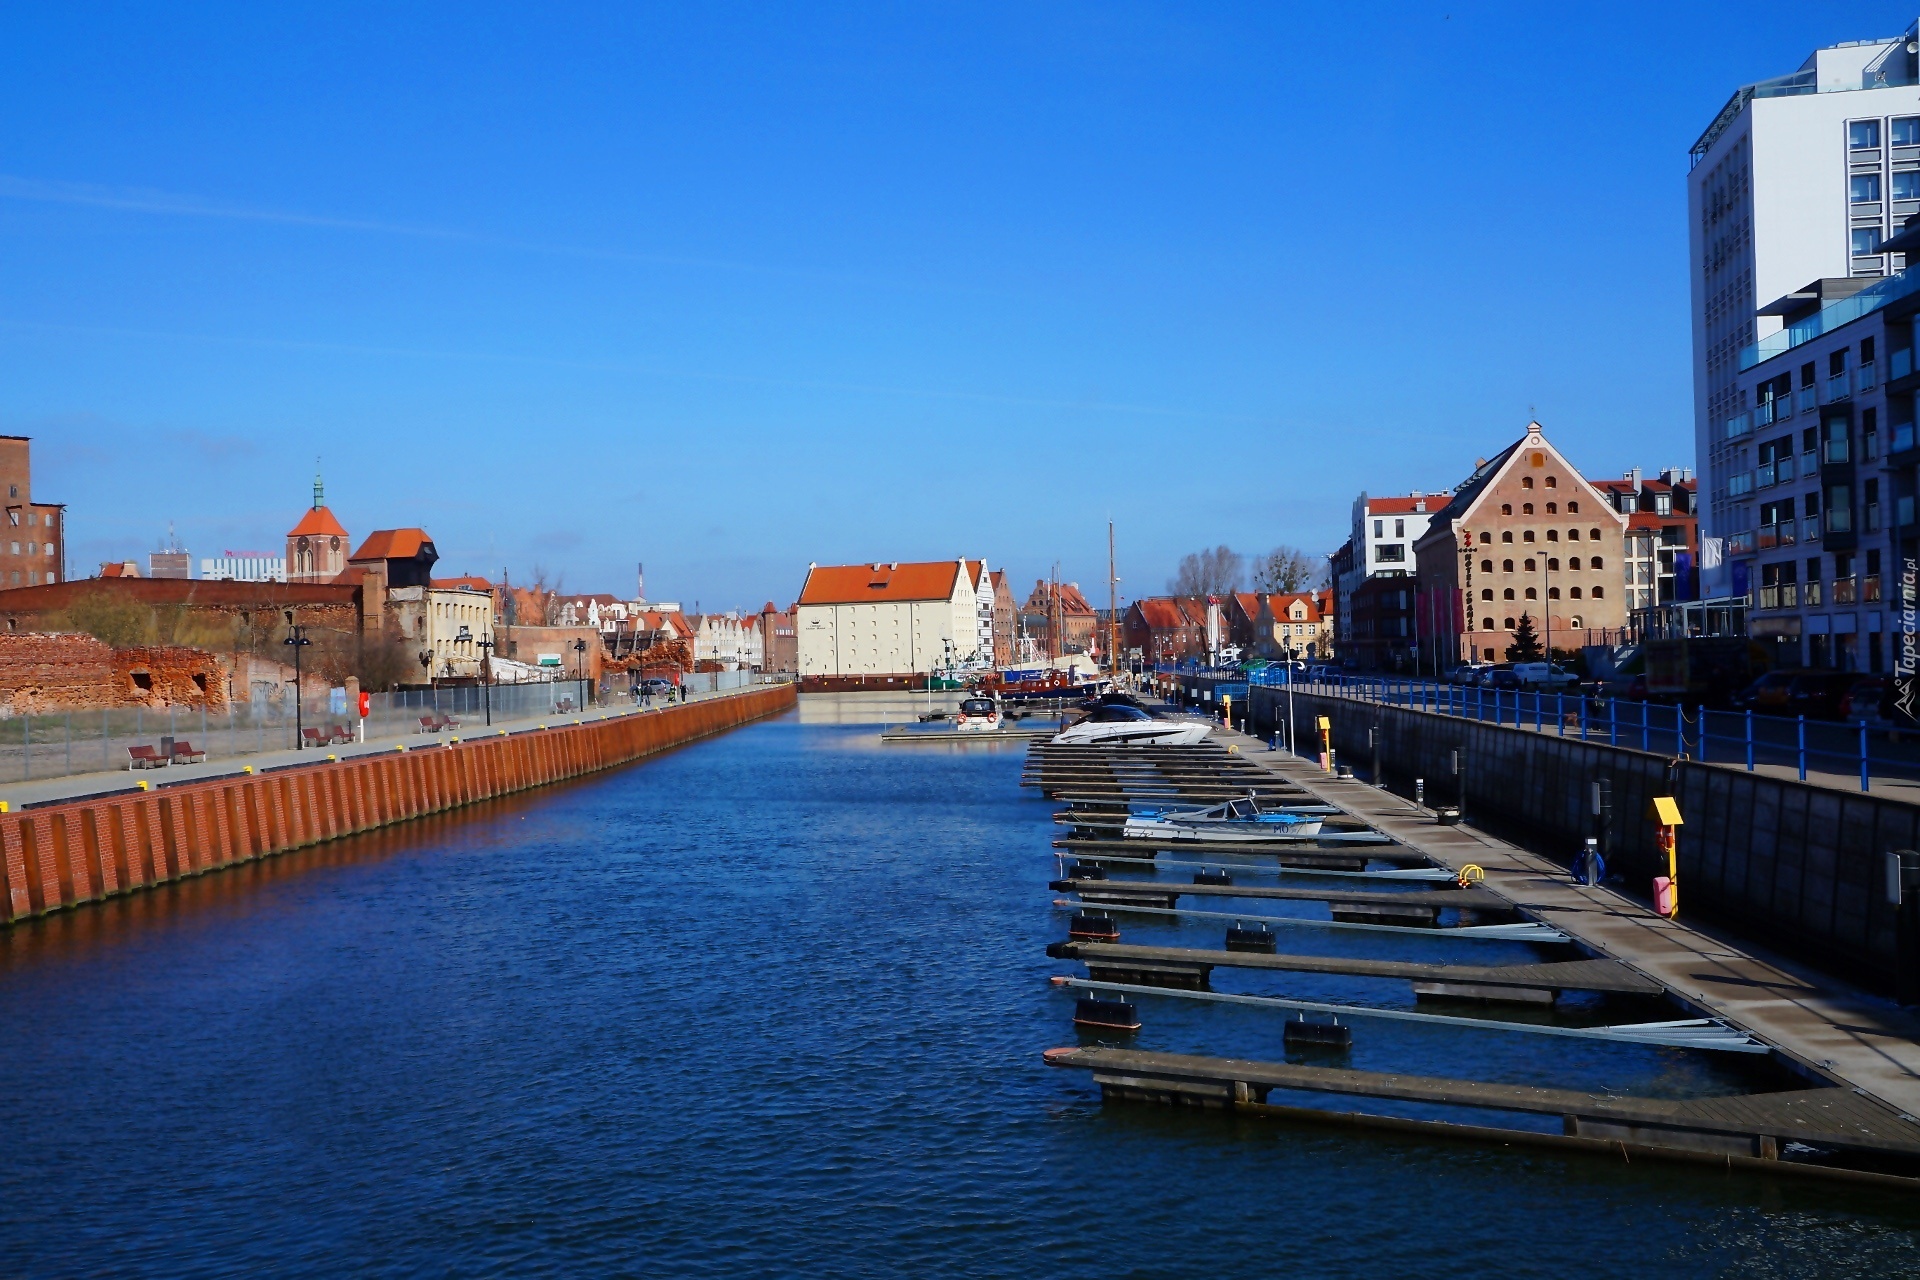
126 744 168 770
170 740 207 765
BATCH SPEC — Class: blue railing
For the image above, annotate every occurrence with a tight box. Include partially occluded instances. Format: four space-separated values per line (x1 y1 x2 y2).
1254 674 1916 793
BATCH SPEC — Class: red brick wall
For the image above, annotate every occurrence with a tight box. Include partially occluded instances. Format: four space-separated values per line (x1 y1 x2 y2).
0 633 231 714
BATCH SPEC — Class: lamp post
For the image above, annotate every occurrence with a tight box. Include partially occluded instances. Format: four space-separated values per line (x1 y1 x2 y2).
283 609 311 748
573 637 589 710
475 631 494 726
419 648 435 712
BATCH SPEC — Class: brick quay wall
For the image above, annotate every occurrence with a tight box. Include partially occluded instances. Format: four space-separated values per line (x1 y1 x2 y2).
0 683 796 925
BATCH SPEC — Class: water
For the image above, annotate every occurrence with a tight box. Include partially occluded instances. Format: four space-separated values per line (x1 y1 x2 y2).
1 694 1918 1277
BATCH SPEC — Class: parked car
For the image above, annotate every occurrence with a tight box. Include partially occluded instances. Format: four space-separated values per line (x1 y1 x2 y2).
1511 662 1578 691
1445 663 1491 685
1839 676 1892 724
1786 672 1864 720
1730 671 1798 714
639 677 675 696
1485 667 1523 691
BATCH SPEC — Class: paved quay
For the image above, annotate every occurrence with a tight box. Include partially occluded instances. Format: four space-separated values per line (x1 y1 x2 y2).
1228 726 1920 1122
0 688 755 813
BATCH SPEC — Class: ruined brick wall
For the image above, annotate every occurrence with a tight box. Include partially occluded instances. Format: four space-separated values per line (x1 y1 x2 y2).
0 632 231 714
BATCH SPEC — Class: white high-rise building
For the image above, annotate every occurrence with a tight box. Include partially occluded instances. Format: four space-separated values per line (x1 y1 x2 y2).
1691 22 1920 592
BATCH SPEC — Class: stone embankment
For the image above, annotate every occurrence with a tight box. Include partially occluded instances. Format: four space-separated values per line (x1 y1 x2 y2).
0 683 795 924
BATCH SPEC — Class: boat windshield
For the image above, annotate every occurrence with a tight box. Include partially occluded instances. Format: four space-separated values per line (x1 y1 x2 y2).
959 699 996 716
1087 705 1151 723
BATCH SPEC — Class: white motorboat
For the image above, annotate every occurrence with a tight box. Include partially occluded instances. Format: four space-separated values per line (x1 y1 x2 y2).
1123 794 1324 841
953 695 1004 732
1050 704 1212 747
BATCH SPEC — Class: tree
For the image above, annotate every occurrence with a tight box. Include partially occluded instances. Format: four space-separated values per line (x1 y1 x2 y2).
1252 545 1319 594
1505 613 1544 663
1168 545 1244 596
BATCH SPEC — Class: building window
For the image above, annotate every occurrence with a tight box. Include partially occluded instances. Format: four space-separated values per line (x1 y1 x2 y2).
1569 586 1582 599
1377 544 1406 562
1589 556 1604 570
1852 173 1884 203
1480 559 1492 572
1852 119 1883 150
1503 588 1515 600
1522 503 1534 514
1524 558 1537 572
1591 586 1604 598
1502 532 1513 543
1522 477 1534 490
1523 531 1536 543
1545 502 1557 514
1481 588 1493 601
1524 587 1537 600
1546 529 1559 542
1502 559 1514 572
1478 532 1491 544
1569 557 1582 570
1589 529 1601 540
1567 501 1579 514
1504 617 1517 630
1373 519 1383 537
1897 172 1920 202
1482 619 1494 630
1547 558 1560 571
1545 476 1557 489
1501 504 1512 515
1548 586 1560 599
1853 226 1883 256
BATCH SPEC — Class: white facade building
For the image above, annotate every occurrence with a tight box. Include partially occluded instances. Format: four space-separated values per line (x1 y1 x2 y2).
388 585 496 679
1334 492 1450 653
1691 24 1920 593
201 555 287 582
796 559 987 681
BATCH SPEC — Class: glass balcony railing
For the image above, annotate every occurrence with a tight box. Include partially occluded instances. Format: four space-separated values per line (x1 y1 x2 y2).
1834 577 1858 605
1860 360 1878 389
1866 574 1884 602
1806 580 1824 606
1757 461 1776 488
1829 371 1852 401
1798 386 1817 414
1727 470 1755 497
1902 495 1918 528
1758 583 1799 610
1727 530 1757 555
1725 411 1752 440
1803 515 1823 543
1868 502 1882 532
1740 264 1920 370
1778 454 1796 483
1897 420 1919 453
1896 347 1914 379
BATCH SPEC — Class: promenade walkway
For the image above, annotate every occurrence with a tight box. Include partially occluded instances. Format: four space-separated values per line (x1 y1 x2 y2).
0 687 755 813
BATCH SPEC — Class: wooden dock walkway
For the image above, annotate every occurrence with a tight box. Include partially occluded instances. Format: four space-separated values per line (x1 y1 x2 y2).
1233 730 1920 1123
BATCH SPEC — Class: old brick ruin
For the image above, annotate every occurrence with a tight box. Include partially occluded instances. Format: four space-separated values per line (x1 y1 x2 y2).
0 633 232 716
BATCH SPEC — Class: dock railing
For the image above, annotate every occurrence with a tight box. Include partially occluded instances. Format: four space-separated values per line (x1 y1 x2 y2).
1239 670 1919 794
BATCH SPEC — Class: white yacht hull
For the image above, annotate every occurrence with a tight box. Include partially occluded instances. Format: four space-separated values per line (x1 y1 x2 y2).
1122 815 1324 842
1049 720 1213 747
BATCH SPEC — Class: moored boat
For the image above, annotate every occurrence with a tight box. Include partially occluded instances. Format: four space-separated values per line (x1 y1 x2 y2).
1050 704 1212 746
1122 794 1324 841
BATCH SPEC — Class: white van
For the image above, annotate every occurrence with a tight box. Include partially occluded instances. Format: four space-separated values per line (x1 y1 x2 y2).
1511 662 1577 690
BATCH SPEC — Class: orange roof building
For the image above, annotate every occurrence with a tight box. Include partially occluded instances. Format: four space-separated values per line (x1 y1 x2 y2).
795 558 992 686
348 528 438 589
286 472 352 583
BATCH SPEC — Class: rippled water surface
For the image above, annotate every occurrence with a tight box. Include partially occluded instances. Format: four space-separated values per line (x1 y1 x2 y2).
3 695 1919 1277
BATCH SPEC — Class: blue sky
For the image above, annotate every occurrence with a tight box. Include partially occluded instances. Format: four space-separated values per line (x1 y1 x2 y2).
0 4 1894 609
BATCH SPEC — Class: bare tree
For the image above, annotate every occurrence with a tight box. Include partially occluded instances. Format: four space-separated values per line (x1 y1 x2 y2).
1168 545 1244 597
527 565 567 626
1251 545 1320 594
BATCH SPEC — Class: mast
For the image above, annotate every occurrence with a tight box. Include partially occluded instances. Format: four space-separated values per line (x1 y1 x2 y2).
1108 521 1119 677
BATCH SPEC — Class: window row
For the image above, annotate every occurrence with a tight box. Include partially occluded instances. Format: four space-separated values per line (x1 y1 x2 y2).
1477 529 1603 544
1850 118 1920 150
1479 613 1589 631
1849 172 1920 203
1501 501 1579 515
1479 557 1603 573
1480 586 1602 601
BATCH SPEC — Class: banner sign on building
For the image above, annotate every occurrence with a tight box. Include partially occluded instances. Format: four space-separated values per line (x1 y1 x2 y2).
1899 556 1918 723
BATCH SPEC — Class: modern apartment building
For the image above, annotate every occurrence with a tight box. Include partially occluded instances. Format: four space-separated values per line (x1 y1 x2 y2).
1691 23 1920 593
1333 491 1452 669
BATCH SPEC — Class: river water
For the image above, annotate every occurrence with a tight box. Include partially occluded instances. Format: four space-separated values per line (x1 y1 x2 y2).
2 694 1918 1277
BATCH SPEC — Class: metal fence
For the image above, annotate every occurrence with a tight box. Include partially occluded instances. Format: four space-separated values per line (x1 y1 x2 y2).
1244 671 1920 792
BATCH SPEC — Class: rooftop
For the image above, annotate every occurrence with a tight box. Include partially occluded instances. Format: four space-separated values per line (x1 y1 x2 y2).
797 560 968 606
1692 26 1917 164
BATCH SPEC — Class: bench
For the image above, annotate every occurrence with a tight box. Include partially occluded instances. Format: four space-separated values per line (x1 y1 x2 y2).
324 723 353 744
171 740 207 765
126 744 169 770
303 727 329 747
418 714 459 733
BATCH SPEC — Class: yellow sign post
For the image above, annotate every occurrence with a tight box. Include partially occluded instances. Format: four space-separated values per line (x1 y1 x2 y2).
1652 795 1683 918
1316 716 1333 772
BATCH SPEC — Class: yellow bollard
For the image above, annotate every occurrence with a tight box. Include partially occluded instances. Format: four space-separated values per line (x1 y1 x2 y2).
1651 796 1683 919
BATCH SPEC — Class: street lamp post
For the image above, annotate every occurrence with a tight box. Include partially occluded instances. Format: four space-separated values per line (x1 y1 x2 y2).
1283 641 1298 755
475 631 494 726
573 637 589 710
419 649 435 714
283 610 311 748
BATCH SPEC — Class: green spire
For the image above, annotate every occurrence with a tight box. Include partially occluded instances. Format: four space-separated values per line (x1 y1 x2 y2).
313 458 323 510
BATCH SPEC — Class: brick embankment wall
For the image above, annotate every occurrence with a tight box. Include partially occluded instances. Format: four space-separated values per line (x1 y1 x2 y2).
1249 686 1920 994
0 632 231 715
0 683 795 925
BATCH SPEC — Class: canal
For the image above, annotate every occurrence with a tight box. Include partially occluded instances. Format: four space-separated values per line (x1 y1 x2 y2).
1 693 1917 1276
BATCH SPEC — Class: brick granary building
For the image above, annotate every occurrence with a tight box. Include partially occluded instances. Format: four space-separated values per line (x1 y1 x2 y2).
1413 422 1630 664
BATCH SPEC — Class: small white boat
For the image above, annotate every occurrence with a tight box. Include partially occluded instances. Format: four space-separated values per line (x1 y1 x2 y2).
1123 794 1324 842
954 695 1004 732
1050 704 1213 747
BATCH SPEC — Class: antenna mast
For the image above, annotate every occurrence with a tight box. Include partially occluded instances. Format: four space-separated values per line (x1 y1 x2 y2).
1107 521 1119 680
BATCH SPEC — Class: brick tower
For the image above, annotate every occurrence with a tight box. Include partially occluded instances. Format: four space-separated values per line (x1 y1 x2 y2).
286 470 350 583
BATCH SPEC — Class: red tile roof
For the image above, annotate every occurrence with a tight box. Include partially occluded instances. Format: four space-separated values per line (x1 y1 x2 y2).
432 575 493 592
349 529 433 562
1366 494 1451 514
798 561 965 605
287 505 348 538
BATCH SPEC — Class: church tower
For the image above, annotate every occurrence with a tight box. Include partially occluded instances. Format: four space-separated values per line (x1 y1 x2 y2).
286 468 350 583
